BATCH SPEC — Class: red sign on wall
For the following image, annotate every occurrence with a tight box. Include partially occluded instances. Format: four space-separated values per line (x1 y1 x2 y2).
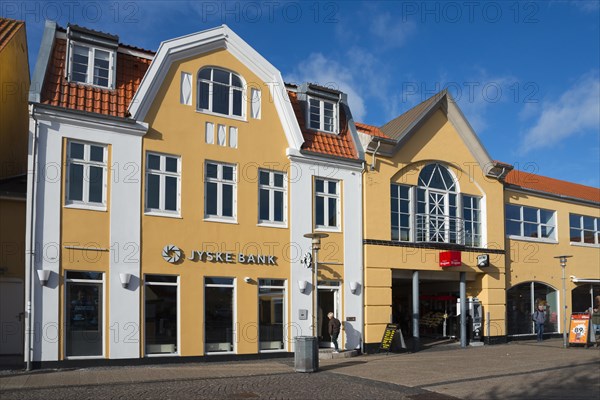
439 251 461 267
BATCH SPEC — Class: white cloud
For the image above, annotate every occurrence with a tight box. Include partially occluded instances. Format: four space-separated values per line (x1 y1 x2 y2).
570 0 600 12
369 11 416 48
286 53 367 121
520 72 600 153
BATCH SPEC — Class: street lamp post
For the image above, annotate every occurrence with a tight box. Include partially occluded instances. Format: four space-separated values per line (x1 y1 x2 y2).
554 255 572 349
304 233 329 338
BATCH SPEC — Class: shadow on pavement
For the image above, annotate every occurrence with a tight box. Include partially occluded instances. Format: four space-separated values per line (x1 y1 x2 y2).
318 360 368 371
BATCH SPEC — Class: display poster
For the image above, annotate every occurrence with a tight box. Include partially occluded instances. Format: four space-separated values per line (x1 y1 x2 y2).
568 313 591 346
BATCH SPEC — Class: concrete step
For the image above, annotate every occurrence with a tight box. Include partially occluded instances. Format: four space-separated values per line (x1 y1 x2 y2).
318 349 359 360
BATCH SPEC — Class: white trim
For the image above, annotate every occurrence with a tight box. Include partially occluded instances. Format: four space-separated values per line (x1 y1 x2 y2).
258 169 287 226
128 25 304 150
195 109 247 123
143 274 180 357
507 235 558 244
314 177 341 231
204 161 237 221
570 242 600 248
307 95 339 134
67 40 116 89
144 152 181 216
65 140 108 207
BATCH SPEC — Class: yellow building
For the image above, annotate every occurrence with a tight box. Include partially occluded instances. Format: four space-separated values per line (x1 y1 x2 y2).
21 22 599 367
0 17 29 356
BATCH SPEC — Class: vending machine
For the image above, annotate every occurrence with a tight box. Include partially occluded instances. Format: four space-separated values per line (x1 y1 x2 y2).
456 297 483 343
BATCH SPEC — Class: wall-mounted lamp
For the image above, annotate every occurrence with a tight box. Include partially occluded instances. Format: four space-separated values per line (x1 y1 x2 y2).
349 281 359 294
298 280 308 293
119 272 132 289
37 269 51 286
243 277 252 283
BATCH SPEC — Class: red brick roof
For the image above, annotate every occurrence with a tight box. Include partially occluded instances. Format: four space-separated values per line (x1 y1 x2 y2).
355 122 390 139
505 169 600 204
0 18 24 52
40 38 152 118
288 91 358 160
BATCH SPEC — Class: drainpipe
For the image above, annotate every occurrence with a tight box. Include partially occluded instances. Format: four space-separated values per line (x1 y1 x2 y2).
369 140 381 171
24 104 39 371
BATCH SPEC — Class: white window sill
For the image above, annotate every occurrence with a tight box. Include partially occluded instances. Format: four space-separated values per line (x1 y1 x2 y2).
206 351 236 355
69 80 115 91
204 217 238 224
145 352 180 357
64 202 107 212
196 109 247 123
65 355 104 360
144 211 182 219
507 235 558 244
570 241 600 248
259 349 287 353
315 226 341 233
257 222 288 229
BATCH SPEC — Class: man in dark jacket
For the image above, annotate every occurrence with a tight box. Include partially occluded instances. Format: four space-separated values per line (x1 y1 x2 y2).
532 304 546 342
327 312 341 353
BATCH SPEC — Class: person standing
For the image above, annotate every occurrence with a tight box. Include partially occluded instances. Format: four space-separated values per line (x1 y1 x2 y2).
532 304 546 342
592 296 600 347
327 312 341 353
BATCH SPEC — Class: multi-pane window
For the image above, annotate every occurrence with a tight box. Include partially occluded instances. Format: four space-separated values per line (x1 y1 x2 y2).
570 214 599 245
66 141 107 206
258 170 286 224
391 184 411 241
259 279 285 351
505 204 556 240
205 162 236 219
205 277 235 353
198 67 243 117
145 275 178 355
69 43 114 88
463 195 482 247
308 97 337 133
315 178 339 229
145 153 180 215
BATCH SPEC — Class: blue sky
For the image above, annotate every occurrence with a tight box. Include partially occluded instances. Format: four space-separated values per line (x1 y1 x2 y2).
4 1 599 187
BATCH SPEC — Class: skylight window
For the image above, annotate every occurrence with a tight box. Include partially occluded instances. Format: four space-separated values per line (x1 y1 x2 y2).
68 42 115 89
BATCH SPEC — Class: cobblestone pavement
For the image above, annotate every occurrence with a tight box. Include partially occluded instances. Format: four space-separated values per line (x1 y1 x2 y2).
0 368 456 400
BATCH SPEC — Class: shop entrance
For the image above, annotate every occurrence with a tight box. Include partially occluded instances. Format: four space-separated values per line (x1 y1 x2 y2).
392 270 476 345
317 282 340 348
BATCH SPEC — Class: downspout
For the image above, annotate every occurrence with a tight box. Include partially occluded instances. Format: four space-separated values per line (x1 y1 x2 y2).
369 140 381 171
24 104 39 371
360 160 366 354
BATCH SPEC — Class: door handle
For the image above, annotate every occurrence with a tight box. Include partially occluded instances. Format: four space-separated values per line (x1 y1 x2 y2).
17 312 25 322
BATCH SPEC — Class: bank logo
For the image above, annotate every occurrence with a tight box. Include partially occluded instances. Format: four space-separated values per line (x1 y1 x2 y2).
162 244 182 264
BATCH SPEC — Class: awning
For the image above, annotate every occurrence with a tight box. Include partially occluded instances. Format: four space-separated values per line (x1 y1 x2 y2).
570 276 600 284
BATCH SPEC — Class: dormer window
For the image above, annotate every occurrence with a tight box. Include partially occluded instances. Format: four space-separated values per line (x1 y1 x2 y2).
198 67 244 118
66 25 118 89
69 43 114 88
308 96 338 134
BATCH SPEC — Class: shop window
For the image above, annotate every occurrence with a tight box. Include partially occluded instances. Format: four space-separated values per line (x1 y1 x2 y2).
145 152 181 216
68 42 115 88
259 279 285 351
569 213 599 246
65 271 103 358
258 170 287 225
198 67 244 118
66 140 107 208
144 275 178 355
308 96 338 133
505 204 556 241
315 177 340 230
507 282 559 336
205 161 236 221
205 277 235 353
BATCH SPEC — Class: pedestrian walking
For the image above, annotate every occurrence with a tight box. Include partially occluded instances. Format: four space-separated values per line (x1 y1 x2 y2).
327 312 341 353
532 304 546 342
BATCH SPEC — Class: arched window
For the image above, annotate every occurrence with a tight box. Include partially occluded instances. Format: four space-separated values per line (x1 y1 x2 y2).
198 67 243 117
416 163 459 243
507 282 559 336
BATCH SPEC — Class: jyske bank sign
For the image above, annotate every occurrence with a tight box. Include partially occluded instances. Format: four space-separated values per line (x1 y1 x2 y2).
161 244 276 265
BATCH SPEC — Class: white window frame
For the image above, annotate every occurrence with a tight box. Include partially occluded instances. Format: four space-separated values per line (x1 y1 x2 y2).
197 67 246 120
258 170 287 227
463 195 482 247
144 152 182 217
569 213 600 247
63 271 105 360
204 277 236 354
505 204 557 243
391 183 413 242
65 140 108 211
258 279 287 352
314 177 341 231
143 274 180 357
204 161 237 222
67 41 116 89
307 96 338 134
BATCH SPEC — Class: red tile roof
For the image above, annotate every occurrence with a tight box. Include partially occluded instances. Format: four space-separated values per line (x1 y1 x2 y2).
288 91 358 160
505 169 600 204
40 38 152 118
0 18 24 52
354 122 390 139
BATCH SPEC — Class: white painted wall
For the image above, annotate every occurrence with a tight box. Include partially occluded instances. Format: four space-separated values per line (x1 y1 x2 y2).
29 109 145 361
